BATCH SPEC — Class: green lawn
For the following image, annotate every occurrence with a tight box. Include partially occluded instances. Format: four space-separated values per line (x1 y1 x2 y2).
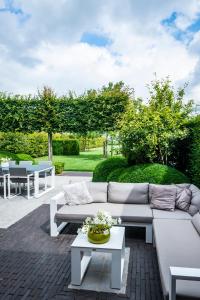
36 147 108 171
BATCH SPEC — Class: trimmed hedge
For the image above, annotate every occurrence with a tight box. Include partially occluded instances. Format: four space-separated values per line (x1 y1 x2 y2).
54 162 65 174
52 139 80 155
92 157 128 182
0 151 34 163
0 132 48 158
15 153 34 163
187 116 200 187
107 167 127 182
118 163 189 184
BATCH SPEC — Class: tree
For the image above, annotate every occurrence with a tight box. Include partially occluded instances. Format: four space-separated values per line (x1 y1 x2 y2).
0 82 130 160
88 82 133 157
120 77 192 165
36 87 60 160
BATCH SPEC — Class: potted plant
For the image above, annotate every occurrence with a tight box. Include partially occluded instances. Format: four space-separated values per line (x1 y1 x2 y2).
78 210 121 244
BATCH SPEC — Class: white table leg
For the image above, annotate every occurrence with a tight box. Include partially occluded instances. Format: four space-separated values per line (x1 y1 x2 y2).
111 249 122 289
71 248 91 286
71 248 81 285
7 175 10 199
169 274 176 300
3 176 6 199
51 167 55 188
34 171 39 198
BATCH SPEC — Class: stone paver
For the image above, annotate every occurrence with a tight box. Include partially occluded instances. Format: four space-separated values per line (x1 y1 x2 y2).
0 175 91 229
0 205 163 300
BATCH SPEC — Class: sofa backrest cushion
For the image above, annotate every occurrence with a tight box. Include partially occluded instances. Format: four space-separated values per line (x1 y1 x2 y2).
63 181 93 206
175 186 192 212
86 182 108 203
192 212 200 235
149 184 176 211
108 182 149 204
188 184 200 216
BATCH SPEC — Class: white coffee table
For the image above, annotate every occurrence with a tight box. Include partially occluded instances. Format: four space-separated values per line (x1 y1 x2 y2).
71 226 125 289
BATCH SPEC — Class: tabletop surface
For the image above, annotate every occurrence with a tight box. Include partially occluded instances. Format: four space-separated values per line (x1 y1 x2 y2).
1 165 53 172
71 226 125 250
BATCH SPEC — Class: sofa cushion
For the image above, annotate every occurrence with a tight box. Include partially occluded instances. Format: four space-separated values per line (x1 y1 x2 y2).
108 182 149 204
153 219 200 298
192 212 200 235
86 182 108 203
149 184 176 211
62 182 93 206
175 186 192 211
188 184 200 216
152 209 192 220
56 203 153 223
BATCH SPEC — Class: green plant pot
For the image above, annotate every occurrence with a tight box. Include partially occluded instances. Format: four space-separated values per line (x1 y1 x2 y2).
87 228 110 244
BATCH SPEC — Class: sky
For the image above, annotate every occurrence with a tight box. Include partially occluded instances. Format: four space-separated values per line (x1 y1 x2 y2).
0 0 200 103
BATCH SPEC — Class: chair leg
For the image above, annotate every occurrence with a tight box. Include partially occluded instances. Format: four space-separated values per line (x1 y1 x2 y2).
15 184 18 194
27 178 30 199
19 183 22 194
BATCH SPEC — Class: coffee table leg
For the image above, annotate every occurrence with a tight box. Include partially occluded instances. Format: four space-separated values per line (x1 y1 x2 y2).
71 248 91 286
71 248 81 285
111 249 122 289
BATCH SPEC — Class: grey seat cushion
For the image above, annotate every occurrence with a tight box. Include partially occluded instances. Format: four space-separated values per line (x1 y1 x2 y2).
192 212 200 235
86 182 108 203
152 209 192 220
56 203 153 223
153 219 200 298
108 182 149 204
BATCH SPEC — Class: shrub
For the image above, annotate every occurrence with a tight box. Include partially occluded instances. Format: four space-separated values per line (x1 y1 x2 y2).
0 151 17 161
52 139 80 155
118 163 189 184
54 162 64 174
52 140 64 155
92 157 128 182
15 153 34 163
107 167 127 182
63 140 79 155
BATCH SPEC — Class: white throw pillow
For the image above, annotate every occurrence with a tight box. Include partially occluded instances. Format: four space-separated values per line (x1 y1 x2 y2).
62 181 93 206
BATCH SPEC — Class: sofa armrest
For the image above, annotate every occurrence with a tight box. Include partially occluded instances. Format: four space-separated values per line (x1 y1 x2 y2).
169 266 200 300
50 191 66 237
51 191 65 204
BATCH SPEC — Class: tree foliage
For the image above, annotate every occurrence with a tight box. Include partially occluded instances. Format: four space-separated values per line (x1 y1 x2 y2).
0 82 130 160
120 77 193 165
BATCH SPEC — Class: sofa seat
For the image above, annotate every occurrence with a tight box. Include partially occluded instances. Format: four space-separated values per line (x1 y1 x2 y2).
152 209 192 220
153 219 200 299
55 203 153 223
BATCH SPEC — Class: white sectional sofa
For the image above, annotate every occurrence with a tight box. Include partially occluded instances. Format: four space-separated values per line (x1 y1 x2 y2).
50 181 200 300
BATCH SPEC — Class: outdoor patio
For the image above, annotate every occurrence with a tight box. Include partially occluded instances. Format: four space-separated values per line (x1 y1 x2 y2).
0 175 162 300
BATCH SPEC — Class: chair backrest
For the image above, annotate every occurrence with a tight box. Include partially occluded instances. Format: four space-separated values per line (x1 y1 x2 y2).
9 161 17 167
0 167 4 176
9 167 27 177
38 161 52 168
19 161 33 167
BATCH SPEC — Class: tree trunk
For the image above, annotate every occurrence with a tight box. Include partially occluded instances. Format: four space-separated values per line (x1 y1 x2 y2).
110 136 114 157
48 132 53 161
103 133 108 157
83 134 87 152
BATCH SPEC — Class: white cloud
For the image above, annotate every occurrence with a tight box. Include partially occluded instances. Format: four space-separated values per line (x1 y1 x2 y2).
0 0 200 102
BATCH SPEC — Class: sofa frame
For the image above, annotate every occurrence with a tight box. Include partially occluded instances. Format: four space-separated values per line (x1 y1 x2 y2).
50 182 200 300
50 191 153 243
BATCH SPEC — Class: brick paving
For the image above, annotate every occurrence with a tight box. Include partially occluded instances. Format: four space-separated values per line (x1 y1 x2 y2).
0 205 163 300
